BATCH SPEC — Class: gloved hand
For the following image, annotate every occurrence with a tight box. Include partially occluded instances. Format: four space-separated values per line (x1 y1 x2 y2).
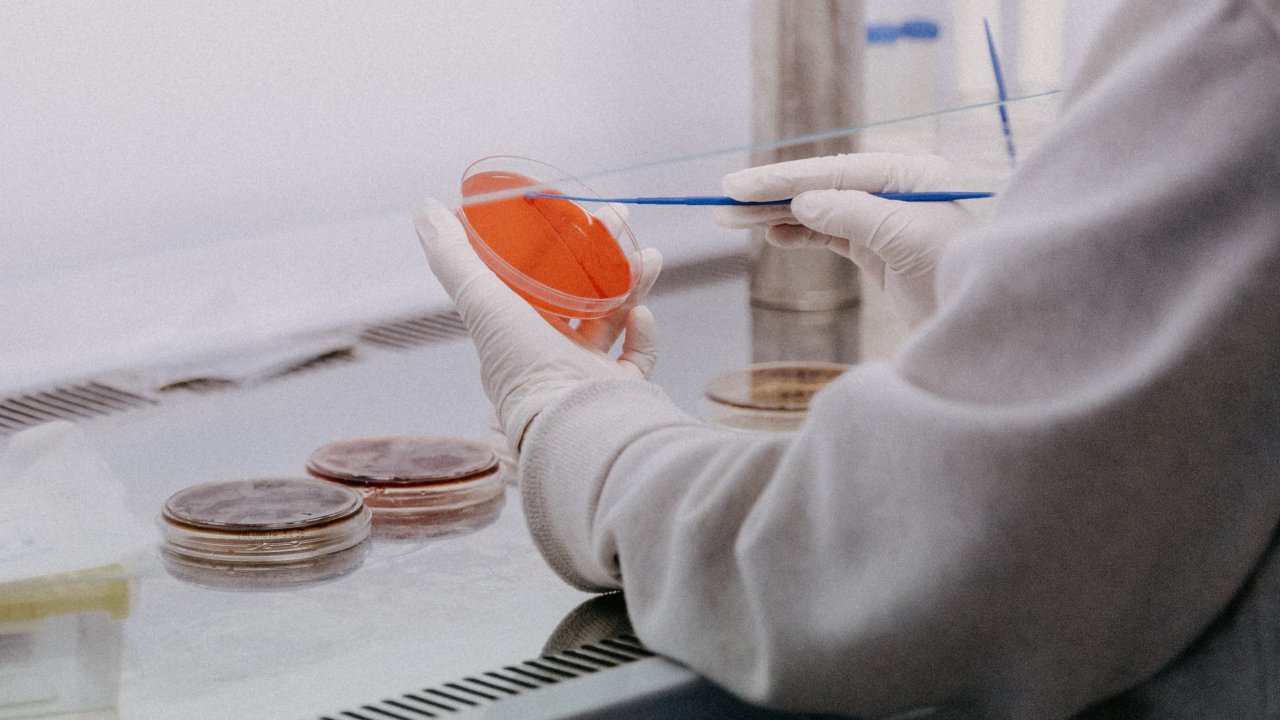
414 198 662 458
713 152 978 327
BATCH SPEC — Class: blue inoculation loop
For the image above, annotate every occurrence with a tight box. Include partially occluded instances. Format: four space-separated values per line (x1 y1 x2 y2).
874 192 993 202
524 193 787 206
984 17 1017 164
524 192 994 206
458 90 1061 209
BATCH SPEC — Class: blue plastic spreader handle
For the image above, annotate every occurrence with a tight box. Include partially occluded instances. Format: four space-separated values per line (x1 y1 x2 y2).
524 192 993 206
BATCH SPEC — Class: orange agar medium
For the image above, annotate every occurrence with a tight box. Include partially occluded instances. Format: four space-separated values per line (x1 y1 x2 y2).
458 158 637 319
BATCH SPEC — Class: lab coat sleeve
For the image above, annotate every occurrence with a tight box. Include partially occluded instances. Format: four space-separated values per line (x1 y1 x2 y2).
520 1 1280 718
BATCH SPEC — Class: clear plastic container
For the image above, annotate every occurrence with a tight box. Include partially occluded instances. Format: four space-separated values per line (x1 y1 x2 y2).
305 435 505 540
701 362 851 432
0 564 133 720
159 478 372 589
457 155 641 319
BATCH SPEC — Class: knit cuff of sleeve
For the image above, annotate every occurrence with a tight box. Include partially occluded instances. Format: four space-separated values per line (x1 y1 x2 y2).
519 378 697 592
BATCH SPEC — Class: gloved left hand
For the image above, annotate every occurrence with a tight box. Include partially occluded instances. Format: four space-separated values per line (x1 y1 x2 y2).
414 198 663 457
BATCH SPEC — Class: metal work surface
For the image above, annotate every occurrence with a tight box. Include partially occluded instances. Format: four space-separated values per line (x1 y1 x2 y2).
76 262 754 719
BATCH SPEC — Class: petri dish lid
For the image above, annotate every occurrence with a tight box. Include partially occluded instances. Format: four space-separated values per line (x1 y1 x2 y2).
305 435 499 487
703 362 851 412
162 477 365 532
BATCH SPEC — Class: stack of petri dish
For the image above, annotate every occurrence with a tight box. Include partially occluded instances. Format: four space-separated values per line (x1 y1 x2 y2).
702 362 851 432
305 435 504 540
158 477 372 589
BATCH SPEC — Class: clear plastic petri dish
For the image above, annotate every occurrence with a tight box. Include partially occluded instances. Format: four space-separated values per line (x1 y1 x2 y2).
701 362 852 432
159 477 372 589
457 155 641 319
305 435 505 540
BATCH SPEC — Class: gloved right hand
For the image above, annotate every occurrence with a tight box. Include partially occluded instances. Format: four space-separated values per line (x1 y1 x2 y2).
713 152 979 328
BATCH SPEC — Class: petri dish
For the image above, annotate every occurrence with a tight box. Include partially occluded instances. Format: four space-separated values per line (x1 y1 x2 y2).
701 362 852 432
305 435 505 540
159 477 372 589
457 155 641 319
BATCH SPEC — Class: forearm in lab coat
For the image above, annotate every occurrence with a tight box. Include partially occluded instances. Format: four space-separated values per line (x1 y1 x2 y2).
519 0 1280 717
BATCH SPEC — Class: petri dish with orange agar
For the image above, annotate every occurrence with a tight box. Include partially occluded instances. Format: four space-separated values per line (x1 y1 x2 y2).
159 477 372 589
702 362 851 432
305 435 504 540
457 156 641 319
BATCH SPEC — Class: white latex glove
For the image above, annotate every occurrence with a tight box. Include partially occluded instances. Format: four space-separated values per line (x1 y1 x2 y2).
713 152 979 327
414 198 662 458
479 201 637 483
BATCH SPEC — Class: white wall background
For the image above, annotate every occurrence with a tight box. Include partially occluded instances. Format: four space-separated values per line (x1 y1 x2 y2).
0 1 755 392
0 1 753 278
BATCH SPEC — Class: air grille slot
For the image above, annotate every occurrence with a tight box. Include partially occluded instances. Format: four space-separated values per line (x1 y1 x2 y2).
268 347 359 379
359 311 469 350
315 635 654 720
0 383 155 436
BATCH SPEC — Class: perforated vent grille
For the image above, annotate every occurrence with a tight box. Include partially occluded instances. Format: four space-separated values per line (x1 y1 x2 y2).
0 383 155 436
315 635 654 720
0 251 750 436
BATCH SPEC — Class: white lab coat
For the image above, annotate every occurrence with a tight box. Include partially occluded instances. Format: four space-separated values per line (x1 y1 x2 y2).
519 0 1280 717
